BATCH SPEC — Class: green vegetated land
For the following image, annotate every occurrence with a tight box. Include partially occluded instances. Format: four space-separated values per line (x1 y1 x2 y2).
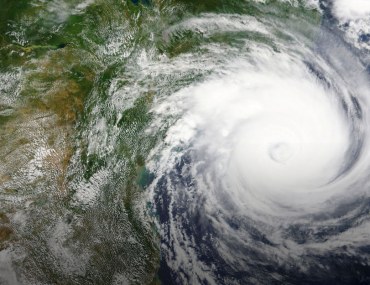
0 0 321 283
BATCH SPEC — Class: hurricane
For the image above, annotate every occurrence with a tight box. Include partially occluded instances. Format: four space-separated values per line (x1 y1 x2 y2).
1 0 370 284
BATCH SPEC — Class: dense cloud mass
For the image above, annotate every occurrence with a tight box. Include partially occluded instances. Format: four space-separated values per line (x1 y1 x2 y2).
333 0 370 20
146 1 370 284
1 0 370 284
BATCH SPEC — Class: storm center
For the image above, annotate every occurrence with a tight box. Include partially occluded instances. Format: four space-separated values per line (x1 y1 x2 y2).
268 142 293 163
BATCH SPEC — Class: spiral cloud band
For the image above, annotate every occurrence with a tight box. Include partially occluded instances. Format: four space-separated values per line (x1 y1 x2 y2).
180 52 354 216
145 1 370 284
150 40 367 217
4 0 370 284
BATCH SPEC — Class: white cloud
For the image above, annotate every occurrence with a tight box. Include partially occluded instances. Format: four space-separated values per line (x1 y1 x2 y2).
333 0 370 21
